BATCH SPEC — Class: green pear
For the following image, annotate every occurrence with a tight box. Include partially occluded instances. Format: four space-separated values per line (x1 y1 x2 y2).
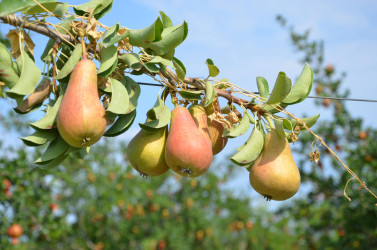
165 106 213 177
249 129 300 201
127 127 169 177
57 58 106 147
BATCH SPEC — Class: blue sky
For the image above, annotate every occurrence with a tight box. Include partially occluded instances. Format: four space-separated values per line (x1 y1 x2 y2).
1 0 377 204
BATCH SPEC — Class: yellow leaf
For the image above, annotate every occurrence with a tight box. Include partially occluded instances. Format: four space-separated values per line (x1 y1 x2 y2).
6 29 35 59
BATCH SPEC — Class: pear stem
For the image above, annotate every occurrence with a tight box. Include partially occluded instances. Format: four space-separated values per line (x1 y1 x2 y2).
81 37 87 60
264 115 275 129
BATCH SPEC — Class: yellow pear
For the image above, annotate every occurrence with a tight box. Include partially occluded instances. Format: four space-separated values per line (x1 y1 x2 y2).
249 129 300 201
127 127 169 177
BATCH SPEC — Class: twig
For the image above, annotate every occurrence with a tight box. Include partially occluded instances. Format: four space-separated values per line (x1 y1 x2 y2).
0 15 74 45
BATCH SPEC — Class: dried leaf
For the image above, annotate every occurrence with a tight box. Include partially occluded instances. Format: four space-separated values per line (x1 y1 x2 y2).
6 29 35 59
14 78 51 113
86 16 102 41
117 28 131 51
224 111 240 126
309 149 320 164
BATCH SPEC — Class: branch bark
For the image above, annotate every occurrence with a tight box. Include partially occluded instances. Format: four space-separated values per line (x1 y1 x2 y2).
183 77 266 115
0 15 75 45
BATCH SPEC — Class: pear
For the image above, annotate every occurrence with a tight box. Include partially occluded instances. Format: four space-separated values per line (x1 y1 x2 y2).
188 104 212 143
57 58 106 148
165 107 213 177
249 129 300 201
126 127 169 177
204 97 228 155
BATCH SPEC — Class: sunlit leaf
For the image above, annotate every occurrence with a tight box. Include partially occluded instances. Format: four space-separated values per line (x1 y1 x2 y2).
203 81 215 107
21 129 58 147
224 110 250 138
106 78 129 115
206 58 220 77
266 72 291 104
231 123 264 166
173 57 186 81
128 18 163 48
98 45 118 77
120 76 140 114
6 52 41 99
149 22 188 55
30 96 62 130
56 43 82 79
289 114 320 130
256 76 269 100
179 89 203 100
139 97 171 132
0 0 57 16
282 63 313 104
119 53 141 70
73 0 113 20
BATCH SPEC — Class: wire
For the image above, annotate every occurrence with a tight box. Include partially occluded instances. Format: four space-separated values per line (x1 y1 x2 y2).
136 82 377 103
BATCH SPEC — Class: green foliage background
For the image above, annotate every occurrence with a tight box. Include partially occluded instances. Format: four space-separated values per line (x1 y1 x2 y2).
0 14 376 250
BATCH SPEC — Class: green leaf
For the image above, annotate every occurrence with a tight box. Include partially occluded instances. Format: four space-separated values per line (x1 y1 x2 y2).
172 57 186 81
98 45 118 77
56 43 82 80
283 119 293 131
30 96 62 130
6 52 41 99
150 22 188 55
273 118 285 139
24 1 60 14
128 18 163 48
34 135 69 165
282 63 313 104
103 23 119 46
139 97 171 132
0 42 19 88
289 114 320 130
52 2 69 17
230 124 264 166
0 0 57 16
21 129 58 147
266 72 291 104
179 90 203 100
118 53 141 70
262 103 288 114
149 56 173 67
224 110 250 138
120 76 140 114
203 81 215 107
73 0 113 20
256 77 269 100
106 78 129 115
159 11 173 28
41 17 75 63
144 62 160 73
104 109 136 137
206 58 220 77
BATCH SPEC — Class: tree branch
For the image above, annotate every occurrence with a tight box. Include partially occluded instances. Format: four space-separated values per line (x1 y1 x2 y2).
0 15 75 45
183 77 266 115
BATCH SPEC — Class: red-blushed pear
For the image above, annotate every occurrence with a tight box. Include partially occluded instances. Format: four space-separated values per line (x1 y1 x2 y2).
165 106 213 177
249 129 300 201
188 104 212 143
204 97 228 155
126 126 169 177
57 52 106 148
